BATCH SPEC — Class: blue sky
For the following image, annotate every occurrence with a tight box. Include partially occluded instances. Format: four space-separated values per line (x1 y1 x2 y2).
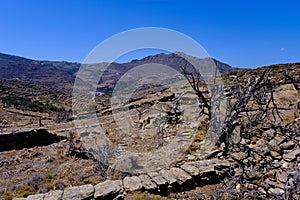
0 0 299 68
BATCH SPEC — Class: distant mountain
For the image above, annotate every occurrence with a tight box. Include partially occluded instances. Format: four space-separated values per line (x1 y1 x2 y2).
0 53 80 92
0 52 237 92
124 52 237 74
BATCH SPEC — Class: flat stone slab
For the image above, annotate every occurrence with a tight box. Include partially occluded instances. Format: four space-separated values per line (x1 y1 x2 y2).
180 163 200 176
169 167 192 183
44 190 63 200
159 169 177 185
123 176 143 191
94 180 123 199
139 174 157 190
27 194 44 200
283 149 300 161
62 184 94 200
148 172 167 186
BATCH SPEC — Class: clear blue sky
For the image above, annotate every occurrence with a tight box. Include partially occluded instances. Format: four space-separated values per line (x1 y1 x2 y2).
1 0 299 68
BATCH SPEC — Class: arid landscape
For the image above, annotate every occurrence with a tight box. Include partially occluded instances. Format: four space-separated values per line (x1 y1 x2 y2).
0 51 299 200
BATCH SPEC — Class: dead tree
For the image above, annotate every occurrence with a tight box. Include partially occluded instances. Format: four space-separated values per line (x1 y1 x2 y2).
66 131 115 177
91 140 115 177
181 64 300 149
180 65 211 118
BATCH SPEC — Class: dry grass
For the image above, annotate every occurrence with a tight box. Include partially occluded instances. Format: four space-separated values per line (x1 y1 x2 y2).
125 192 169 200
188 122 208 154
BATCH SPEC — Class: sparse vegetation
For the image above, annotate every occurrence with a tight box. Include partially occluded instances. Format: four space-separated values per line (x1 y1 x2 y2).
188 123 207 154
0 191 13 200
16 185 35 198
1 51 300 199
0 95 65 113
128 192 169 200
45 174 54 182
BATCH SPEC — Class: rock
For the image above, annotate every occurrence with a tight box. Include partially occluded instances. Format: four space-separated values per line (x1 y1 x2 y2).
255 138 266 146
147 172 167 186
265 170 276 180
280 141 295 150
264 129 275 140
26 194 44 200
186 154 196 160
198 165 217 180
240 138 247 145
275 182 285 189
180 163 200 176
234 167 243 176
270 151 282 160
213 160 231 171
257 187 267 194
159 168 192 186
62 184 94 200
170 167 192 183
276 171 288 183
231 152 248 161
253 153 263 163
272 161 282 169
205 149 223 159
247 170 263 180
138 174 157 190
283 149 300 161
245 183 257 190
282 162 290 169
94 180 123 199
268 188 284 196
159 169 177 185
44 190 63 200
236 183 241 191
265 179 277 187
269 136 285 147
12 198 27 200
250 145 269 156
123 176 143 191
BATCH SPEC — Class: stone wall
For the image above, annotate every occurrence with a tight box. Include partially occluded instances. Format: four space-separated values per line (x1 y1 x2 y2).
0 129 66 152
13 158 230 200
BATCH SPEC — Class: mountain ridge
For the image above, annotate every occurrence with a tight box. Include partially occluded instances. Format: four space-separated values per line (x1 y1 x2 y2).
0 52 237 92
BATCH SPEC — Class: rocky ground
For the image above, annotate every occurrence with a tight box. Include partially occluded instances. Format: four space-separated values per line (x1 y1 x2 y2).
0 62 299 200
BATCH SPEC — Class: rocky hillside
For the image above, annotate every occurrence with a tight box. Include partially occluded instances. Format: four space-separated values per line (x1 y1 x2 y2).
0 53 79 92
0 52 299 199
0 52 235 92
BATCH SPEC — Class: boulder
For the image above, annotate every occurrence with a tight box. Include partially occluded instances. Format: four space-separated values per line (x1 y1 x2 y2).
231 152 248 161
169 167 191 183
26 194 44 200
94 180 123 199
269 136 285 147
159 169 177 185
268 188 284 196
270 151 282 160
62 184 94 200
280 141 295 150
44 190 63 200
180 163 200 176
123 176 143 191
138 174 157 190
147 172 167 186
276 171 288 183
283 149 300 162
